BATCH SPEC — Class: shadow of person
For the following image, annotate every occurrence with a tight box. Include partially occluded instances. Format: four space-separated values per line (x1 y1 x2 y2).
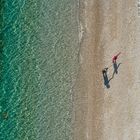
102 68 110 88
112 62 121 79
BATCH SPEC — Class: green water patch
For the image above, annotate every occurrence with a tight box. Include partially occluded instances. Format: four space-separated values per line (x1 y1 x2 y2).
0 0 41 139
0 0 80 139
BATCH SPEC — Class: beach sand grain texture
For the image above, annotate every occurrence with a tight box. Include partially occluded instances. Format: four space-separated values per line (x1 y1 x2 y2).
103 1 140 140
74 0 140 140
73 0 104 140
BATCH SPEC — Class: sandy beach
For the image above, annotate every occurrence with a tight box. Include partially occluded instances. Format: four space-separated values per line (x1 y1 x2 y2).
73 0 140 140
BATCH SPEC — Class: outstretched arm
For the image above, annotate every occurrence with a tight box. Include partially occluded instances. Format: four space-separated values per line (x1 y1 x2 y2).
116 52 121 57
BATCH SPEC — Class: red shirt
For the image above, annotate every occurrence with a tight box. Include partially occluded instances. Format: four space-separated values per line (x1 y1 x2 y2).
112 56 118 62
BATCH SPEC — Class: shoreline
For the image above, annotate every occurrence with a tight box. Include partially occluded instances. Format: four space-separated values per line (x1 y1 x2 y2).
73 0 105 139
72 1 88 139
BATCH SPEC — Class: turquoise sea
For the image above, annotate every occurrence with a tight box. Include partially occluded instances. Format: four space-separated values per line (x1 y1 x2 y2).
0 0 80 139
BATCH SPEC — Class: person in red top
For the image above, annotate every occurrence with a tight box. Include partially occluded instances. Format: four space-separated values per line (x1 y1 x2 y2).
112 52 121 63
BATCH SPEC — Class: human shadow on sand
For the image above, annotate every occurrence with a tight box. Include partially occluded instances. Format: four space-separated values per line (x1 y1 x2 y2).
102 68 111 89
102 62 121 89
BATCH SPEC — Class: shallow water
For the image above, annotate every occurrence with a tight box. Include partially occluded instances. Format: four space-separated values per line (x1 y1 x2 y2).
0 0 80 139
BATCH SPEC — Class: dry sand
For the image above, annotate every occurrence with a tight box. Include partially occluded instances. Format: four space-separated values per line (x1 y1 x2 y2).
73 0 140 140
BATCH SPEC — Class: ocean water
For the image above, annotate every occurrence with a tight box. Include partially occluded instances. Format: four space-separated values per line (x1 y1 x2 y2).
0 0 80 139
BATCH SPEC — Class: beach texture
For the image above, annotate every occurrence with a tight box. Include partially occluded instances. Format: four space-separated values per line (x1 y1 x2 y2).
73 0 140 140
1 0 140 140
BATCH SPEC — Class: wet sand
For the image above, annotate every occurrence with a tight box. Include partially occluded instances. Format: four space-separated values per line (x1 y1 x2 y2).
73 0 140 140
73 0 104 140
